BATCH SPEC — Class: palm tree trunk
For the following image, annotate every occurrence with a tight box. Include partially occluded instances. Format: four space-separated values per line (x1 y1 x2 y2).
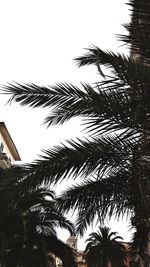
145 233 150 267
22 213 29 267
130 1 150 262
0 232 5 267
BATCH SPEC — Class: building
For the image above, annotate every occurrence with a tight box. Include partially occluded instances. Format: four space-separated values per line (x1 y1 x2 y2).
55 235 86 267
0 122 21 167
66 234 78 250
76 251 87 267
55 235 87 267
66 235 87 267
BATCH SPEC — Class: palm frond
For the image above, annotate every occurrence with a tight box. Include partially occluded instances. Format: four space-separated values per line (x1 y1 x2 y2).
44 81 133 132
3 82 86 111
3 60 150 134
57 165 134 235
0 165 26 189
22 133 137 187
75 47 130 79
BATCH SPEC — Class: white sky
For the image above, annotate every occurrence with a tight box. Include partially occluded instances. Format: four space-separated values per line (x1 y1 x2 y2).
0 0 132 250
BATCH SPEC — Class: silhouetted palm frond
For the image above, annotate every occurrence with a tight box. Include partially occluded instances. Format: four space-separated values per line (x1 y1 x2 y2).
0 177 76 267
22 133 140 188
57 166 134 236
3 57 150 138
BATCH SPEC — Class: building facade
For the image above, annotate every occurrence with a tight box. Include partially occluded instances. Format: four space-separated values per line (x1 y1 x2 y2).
0 122 21 167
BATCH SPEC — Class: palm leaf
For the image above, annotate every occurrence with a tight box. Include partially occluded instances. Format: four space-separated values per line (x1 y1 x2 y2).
3 61 150 135
22 133 138 188
57 165 135 235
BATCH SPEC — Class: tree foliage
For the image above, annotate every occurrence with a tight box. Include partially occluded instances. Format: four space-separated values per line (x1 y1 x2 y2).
2 0 150 264
0 166 76 267
85 226 127 267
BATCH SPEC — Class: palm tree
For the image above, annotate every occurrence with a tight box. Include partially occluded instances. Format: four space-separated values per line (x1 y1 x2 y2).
0 167 77 267
2 0 150 265
85 226 127 267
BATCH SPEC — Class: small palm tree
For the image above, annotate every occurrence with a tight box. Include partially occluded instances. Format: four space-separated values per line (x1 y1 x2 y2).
85 226 127 267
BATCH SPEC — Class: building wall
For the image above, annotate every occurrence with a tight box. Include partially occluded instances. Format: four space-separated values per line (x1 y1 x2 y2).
76 251 87 267
0 132 14 163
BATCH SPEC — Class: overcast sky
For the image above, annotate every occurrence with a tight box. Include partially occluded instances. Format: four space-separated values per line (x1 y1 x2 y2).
0 0 131 249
